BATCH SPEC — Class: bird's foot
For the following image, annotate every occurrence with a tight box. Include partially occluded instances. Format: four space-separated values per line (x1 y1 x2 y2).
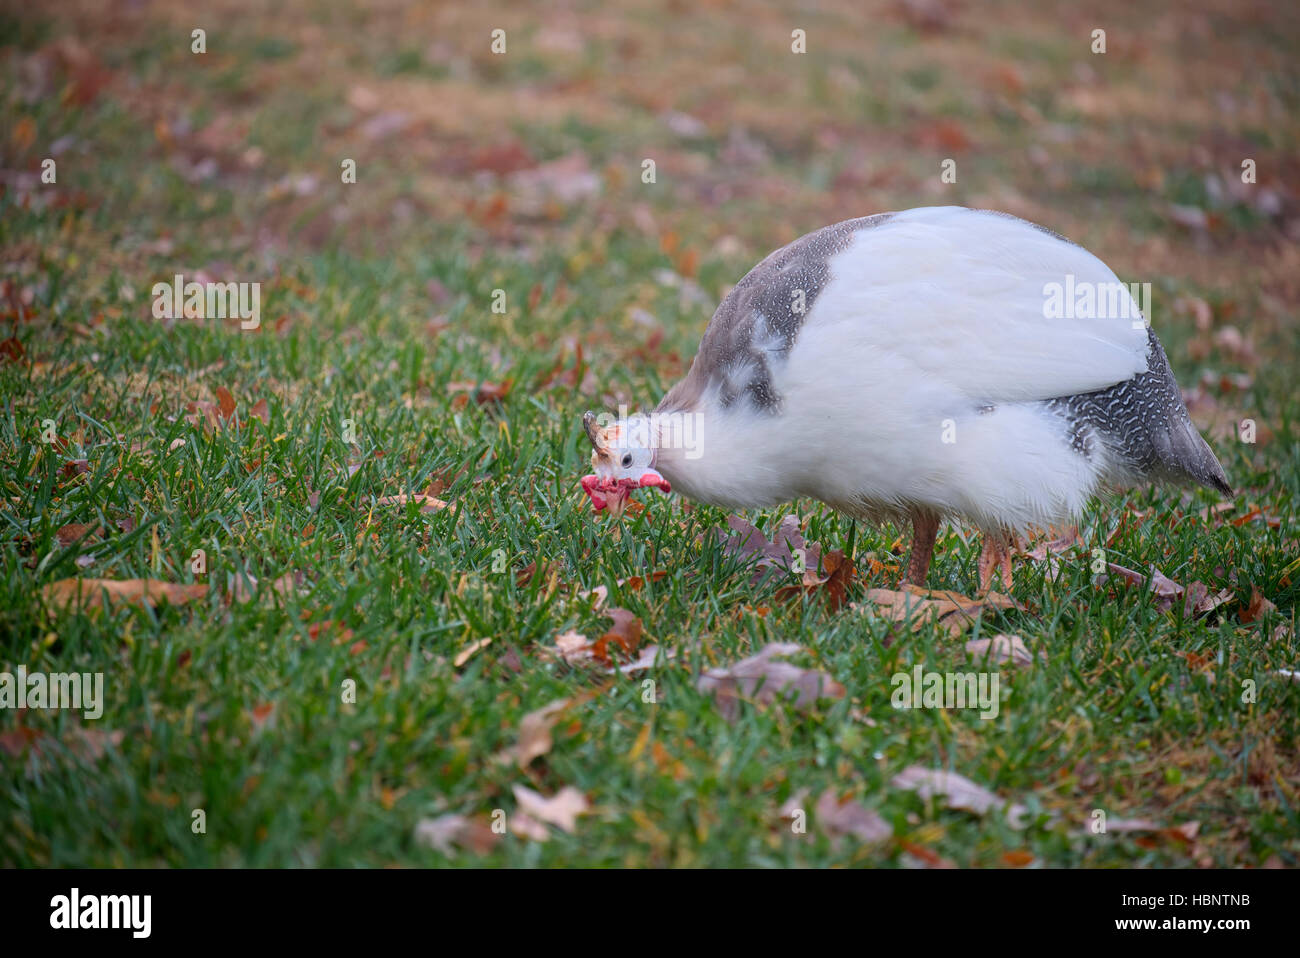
977 535 1013 594
903 512 940 586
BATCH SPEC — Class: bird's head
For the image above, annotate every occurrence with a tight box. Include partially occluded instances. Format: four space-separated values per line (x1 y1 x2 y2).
579 410 672 518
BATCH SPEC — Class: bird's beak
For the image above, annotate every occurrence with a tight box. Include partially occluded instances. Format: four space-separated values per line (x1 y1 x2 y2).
582 411 603 451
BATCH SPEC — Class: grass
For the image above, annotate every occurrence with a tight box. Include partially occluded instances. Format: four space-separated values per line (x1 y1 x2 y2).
1 0 1298 867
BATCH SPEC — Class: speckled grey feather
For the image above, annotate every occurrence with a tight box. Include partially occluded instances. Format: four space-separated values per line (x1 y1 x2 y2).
1045 329 1232 495
658 213 894 415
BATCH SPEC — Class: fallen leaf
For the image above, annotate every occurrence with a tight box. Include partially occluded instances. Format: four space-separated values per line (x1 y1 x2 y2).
718 514 821 584
40 577 206 612
498 698 569 767
965 633 1041 668
856 585 1017 636
215 385 236 420
0 336 24 363
1240 588 1277 625
1103 563 1190 611
374 493 448 513
1095 817 1201 845
611 643 675 675
446 380 512 405
697 643 846 720
249 702 275 729
892 765 1030 827
775 549 858 611
589 607 642 664
1024 526 1079 561
551 629 594 666
453 637 492 668
509 811 551 842
511 784 589 833
54 523 101 548
414 814 500 856
816 789 892 843
577 584 608 610
899 839 958 869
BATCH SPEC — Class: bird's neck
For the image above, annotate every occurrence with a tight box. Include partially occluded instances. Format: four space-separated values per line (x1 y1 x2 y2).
650 403 797 510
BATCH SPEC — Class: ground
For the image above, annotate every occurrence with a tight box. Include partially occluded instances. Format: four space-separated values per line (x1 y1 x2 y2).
0 0 1297 867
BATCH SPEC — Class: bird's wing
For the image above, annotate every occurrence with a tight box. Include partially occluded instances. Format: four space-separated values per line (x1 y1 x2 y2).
810 206 1152 402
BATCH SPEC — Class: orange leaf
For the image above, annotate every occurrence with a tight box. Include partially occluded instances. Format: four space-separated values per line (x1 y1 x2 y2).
40 578 206 612
215 385 236 420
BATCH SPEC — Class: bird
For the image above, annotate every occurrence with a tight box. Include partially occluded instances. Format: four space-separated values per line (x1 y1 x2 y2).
579 206 1231 591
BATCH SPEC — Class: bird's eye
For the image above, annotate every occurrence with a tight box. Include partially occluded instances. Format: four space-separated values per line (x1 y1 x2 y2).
621 453 633 468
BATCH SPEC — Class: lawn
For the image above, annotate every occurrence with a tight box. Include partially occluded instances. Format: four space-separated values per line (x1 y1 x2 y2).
1 0 1298 867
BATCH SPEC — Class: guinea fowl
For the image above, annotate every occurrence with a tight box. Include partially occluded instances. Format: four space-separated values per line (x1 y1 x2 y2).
579 206 1231 590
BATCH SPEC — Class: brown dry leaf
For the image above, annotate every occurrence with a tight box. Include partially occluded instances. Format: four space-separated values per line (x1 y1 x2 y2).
508 152 601 208
1103 563 1188 611
0 336 24 363
775 549 858 611
815 789 892 843
1098 817 1201 845
857 585 1017 636
534 344 594 395
718 514 821 584
697 642 846 720
498 698 570 767
965 633 1042 668
249 398 270 425
63 724 125 762
0 725 46 758
511 784 589 834
248 702 275 731
589 607 643 664
611 643 674 675
453 637 492 668
621 570 669 591
40 577 206 612
514 561 537 587
510 811 551 842
446 380 513 405
551 629 595 666
414 813 500 856
0 721 123 765
899 0 953 32
1001 850 1035 867
577 584 608 610
374 493 448 513
55 523 101 548
214 385 236 420
1024 526 1079 561
1240 588 1277 625
184 400 222 429
1193 586 1235 617
892 765 1030 828
899 840 958 869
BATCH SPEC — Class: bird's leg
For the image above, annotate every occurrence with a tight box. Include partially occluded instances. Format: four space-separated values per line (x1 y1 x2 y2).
904 511 940 586
977 532 1014 593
